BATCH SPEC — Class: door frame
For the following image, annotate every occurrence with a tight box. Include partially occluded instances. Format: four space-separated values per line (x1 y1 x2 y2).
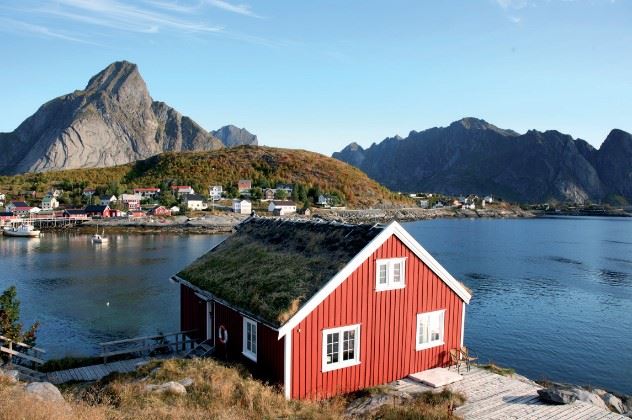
206 301 215 345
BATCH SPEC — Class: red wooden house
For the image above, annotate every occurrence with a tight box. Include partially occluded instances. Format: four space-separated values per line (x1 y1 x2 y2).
172 218 471 400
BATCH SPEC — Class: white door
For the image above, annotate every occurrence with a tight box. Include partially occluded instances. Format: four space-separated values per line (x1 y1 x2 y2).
206 301 214 344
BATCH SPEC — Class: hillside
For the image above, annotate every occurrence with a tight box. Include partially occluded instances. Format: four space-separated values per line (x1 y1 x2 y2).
0 61 224 175
333 118 632 204
0 146 406 208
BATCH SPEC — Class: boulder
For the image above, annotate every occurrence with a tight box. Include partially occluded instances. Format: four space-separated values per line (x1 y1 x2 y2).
0 369 19 384
537 388 577 405
603 393 625 414
178 377 194 388
572 389 609 410
24 382 65 402
145 381 187 396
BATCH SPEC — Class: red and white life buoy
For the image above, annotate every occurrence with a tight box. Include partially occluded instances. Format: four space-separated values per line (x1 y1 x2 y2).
218 325 228 344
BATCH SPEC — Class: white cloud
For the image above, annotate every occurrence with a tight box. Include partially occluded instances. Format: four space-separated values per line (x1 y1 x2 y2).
206 0 262 18
0 17 99 44
495 0 530 9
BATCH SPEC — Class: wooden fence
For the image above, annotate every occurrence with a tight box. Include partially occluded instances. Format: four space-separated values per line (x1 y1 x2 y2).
99 330 197 364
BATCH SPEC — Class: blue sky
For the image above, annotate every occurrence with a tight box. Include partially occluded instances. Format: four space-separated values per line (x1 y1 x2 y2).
0 0 630 155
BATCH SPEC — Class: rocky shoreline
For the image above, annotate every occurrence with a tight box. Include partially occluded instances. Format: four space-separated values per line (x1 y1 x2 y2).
63 206 536 235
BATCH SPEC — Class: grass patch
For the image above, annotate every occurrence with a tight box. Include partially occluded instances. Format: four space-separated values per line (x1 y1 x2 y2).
479 363 515 377
374 389 466 420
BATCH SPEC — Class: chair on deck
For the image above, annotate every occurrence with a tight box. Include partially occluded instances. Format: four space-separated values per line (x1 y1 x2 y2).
448 348 463 373
460 346 478 372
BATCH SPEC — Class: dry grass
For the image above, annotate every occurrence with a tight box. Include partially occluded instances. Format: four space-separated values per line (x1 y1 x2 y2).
479 363 515 377
0 358 346 420
372 389 466 420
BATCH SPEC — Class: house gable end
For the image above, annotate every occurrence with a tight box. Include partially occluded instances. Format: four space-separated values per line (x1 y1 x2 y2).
278 221 471 339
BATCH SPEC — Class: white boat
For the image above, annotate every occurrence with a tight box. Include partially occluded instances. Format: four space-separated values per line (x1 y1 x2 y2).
91 224 108 243
3 223 40 238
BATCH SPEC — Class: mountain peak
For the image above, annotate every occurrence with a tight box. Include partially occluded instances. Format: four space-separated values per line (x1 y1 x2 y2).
85 60 146 95
211 125 258 147
450 117 520 137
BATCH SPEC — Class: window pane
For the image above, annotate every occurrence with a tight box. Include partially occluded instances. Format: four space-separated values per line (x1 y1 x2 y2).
326 333 339 364
379 264 387 284
418 315 429 344
342 329 356 361
393 262 401 283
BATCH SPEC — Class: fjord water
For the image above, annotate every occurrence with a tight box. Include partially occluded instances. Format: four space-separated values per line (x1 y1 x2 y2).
0 217 631 394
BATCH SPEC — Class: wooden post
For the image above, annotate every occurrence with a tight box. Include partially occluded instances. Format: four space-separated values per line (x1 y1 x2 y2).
8 341 13 367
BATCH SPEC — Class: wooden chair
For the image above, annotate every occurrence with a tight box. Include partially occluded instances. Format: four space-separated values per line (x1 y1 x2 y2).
460 346 478 372
448 348 463 373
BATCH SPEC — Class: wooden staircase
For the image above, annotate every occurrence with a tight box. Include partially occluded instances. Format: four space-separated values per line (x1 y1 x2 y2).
186 339 215 359
0 335 47 382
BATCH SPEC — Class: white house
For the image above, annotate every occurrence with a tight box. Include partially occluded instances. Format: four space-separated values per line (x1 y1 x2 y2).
185 194 207 211
317 195 332 207
418 199 429 209
170 206 181 214
133 187 160 198
209 185 223 200
41 196 59 210
0 193 6 202
171 186 195 197
100 195 118 206
484 195 494 204
268 200 297 215
232 199 252 214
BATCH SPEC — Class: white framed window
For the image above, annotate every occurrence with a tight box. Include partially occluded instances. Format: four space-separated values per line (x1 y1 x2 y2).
416 310 445 351
375 258 406 291
242 317 257 362
322 324 361 372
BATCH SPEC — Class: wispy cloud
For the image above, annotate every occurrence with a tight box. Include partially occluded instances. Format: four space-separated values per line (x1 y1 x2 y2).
0 17 99 44
495 0 530 9
206 0 263 18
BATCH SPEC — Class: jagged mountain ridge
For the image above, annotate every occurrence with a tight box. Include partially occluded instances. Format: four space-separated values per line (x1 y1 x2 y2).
0 61 224 174
211 125 258 147
333 118 632 204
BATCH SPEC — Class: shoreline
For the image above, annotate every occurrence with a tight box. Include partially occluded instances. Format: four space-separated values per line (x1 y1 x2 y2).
52 206 537 234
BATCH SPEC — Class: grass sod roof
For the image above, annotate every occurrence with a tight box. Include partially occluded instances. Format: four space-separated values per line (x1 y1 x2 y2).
177 217 385 327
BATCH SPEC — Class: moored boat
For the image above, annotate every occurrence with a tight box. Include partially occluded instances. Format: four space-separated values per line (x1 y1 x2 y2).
3 223 40 238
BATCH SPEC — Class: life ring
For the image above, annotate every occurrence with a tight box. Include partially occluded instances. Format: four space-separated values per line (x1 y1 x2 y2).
218 325 228 344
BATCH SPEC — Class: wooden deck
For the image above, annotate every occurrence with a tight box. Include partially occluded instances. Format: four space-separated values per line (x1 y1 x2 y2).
47 356 154 384
393 366 625 420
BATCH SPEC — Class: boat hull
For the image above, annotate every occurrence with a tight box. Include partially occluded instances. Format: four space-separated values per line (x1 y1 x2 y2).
3 229 40 237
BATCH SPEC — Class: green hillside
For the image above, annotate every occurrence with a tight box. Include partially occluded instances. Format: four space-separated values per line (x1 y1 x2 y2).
0 146 407 208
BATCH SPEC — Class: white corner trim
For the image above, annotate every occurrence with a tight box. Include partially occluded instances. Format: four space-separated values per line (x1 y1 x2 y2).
283 331 292 400
461 301 466 347
277 221 471 339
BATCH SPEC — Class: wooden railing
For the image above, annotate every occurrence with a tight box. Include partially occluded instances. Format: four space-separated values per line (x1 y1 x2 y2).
0 335 46 367
99 330 197 364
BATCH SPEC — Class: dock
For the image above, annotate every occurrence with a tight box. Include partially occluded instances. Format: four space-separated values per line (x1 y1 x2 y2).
47 356 157 384
393 366 625 419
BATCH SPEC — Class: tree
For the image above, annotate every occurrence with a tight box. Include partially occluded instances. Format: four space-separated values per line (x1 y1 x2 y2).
0 286 39 347
275 189 288 200
250 187 263 201
160 190 177 207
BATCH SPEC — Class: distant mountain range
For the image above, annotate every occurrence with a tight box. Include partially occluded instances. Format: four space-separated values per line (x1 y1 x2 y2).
0 61 257 175
333 118 632 204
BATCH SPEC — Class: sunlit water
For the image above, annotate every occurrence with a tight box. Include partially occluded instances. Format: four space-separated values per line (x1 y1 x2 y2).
0 216 630 393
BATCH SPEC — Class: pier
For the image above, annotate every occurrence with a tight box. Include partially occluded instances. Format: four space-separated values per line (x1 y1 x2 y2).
1 215 88 230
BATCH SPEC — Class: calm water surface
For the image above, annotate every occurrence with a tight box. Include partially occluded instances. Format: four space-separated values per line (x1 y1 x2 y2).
1 217 631 394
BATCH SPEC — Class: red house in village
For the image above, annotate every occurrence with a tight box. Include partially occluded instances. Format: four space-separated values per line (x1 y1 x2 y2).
172 218 471 400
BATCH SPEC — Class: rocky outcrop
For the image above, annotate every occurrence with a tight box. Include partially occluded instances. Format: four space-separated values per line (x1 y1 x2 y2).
334 118 632 204
0 61 224 174
24 382 65 402
211 125 258 147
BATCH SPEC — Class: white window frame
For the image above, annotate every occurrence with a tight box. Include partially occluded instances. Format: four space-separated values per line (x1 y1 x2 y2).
242 317 257 362
416 310 445 351
375 258 406 291
322 324 361 372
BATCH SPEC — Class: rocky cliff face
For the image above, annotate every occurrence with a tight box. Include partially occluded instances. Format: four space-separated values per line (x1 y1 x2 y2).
0 61 224 174
211 125 258 147
334 118 631 204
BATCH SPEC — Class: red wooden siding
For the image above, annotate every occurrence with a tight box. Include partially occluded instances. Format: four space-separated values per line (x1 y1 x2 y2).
180 284 207 342
290 235 464 399
213 301 285 385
